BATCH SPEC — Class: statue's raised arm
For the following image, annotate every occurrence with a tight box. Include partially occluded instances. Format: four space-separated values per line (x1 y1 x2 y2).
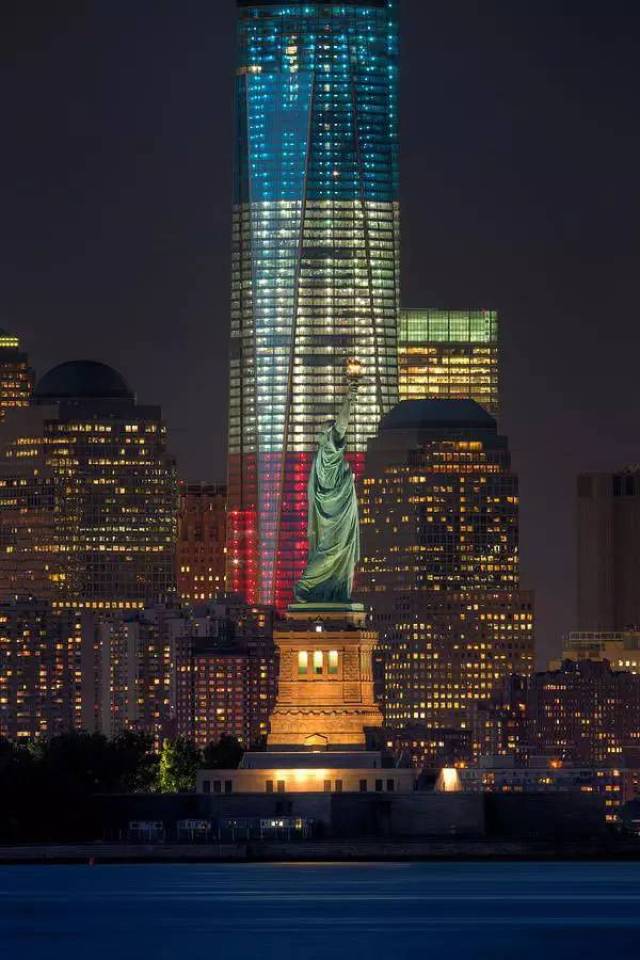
293 360 362 605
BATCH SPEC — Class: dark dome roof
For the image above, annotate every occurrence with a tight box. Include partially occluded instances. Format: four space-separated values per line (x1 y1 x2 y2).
380 399 496 432
34 361 133 402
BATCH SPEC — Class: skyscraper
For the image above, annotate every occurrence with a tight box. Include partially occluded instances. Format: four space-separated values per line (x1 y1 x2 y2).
0 361 177 610
358 399 534 732
398 309 499 416
361 400 519 594
0 329 33 420
577 469 640 631
227 0 400 610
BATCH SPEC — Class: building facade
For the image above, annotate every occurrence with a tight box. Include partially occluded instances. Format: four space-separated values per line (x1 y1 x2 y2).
360 400 519 595
227 0 400 610
358 399 534 733
176 636 276 749
268 606 382 750
527 659 640 767
0 329 33 419
177 482 226 603
378 591 534 732
93 600 276 750
0 361 177 610
0 599 84 740
552 630 640 673
399 309 498 416
577 469 640 631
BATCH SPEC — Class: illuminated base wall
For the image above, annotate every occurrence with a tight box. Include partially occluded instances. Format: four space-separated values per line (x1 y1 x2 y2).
196 761 414 796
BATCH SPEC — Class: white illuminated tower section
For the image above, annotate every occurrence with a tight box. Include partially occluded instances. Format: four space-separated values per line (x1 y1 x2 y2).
227 0 400 609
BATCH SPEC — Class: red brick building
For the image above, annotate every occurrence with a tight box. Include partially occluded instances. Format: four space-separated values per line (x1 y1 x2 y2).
177 483 226 603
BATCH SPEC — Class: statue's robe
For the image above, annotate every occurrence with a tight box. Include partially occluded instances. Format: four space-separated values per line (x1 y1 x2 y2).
294 420 360 604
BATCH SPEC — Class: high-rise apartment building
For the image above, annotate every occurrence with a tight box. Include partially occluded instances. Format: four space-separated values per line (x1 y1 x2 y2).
0 599 84 740
176 636 276 749
0 361 177 610
0 329 33 419
227 0 400 610
177 482 226 603
93 607 197 746
399 309 498 416
358 399 534 732
577 469 640 631
528 659 640 767
90 600 276 749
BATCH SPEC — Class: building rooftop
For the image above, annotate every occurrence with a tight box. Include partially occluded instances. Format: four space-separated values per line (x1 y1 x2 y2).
34 361 134 403
0 329 21 351
379 399 496 432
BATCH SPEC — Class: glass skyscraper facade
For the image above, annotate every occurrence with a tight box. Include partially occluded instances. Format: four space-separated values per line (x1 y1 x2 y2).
399 309 499 416
227 0 400 610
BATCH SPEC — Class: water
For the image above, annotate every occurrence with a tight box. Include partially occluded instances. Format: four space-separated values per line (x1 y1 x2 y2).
1 862 640 959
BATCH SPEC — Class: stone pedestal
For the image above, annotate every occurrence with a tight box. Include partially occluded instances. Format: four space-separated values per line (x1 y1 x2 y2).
267 604 383 751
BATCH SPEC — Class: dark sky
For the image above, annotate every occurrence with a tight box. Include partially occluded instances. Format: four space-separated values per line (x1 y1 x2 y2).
2 0 640 665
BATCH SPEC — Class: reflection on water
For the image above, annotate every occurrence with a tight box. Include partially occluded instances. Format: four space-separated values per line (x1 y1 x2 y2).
1 862 640 959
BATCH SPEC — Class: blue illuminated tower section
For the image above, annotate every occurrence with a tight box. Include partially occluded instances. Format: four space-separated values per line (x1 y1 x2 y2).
227 0 399 610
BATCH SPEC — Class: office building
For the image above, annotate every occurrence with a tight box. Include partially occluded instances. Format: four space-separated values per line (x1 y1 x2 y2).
359 399 534 731
360 400 520 594
0 361 177 610
378 591 534 731
227 0 400 610
399 309 498 416
577 469 640 631
177 482 226 602
0 329 33 419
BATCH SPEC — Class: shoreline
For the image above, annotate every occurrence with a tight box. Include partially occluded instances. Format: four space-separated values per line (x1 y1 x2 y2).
2 838 640 865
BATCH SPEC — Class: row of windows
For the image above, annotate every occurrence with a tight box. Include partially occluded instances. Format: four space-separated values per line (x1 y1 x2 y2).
297 650 338 676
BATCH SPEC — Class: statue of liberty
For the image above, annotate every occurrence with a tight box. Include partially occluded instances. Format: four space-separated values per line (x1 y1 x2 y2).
293 360 363 605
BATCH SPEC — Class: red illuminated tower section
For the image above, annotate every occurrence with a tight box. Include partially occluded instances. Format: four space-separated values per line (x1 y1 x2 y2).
227 0 399 610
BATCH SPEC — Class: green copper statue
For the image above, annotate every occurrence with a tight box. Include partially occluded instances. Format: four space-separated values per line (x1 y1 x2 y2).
294 361 362 604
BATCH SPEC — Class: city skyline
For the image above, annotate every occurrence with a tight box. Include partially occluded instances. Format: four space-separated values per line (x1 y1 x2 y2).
3 1 640 661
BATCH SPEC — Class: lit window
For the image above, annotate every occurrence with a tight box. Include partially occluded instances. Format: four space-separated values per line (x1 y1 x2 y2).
313 650 323 675
298 651 308 676
328 650 338 674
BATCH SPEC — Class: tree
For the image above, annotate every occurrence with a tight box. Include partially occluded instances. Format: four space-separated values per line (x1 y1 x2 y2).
157 737 201 792
201 735 244 770
110 731 158 793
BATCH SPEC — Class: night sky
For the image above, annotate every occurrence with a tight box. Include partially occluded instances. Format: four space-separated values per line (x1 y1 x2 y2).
2 0 640 665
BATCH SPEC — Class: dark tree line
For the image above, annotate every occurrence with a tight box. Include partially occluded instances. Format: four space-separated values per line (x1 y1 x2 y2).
0 732 244 843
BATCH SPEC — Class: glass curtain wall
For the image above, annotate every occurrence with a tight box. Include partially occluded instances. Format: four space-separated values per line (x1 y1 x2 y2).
227 0 400 609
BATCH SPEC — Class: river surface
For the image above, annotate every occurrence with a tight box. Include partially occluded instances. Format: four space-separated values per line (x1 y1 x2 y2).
1 861 640 959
